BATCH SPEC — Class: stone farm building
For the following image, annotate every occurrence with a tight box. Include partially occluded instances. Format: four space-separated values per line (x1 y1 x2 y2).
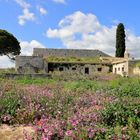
16 48 111 75
15 48 140 76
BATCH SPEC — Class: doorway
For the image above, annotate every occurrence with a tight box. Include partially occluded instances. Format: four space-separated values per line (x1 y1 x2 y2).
85 67 89 74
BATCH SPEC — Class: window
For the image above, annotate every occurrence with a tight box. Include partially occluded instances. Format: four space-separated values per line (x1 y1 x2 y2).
72 67 76 70
115 68 117 73
118 67 120 71
59 67 64 71
85 67 89 74
122 67 124 71
98 68 102 72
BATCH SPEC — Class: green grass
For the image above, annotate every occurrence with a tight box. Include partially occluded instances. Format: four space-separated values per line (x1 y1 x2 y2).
44 56 102 63
64 80 101 92
0 68 16 74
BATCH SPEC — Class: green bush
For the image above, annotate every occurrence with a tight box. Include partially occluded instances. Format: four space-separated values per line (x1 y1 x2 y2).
0 91 21 124
101 102 140 128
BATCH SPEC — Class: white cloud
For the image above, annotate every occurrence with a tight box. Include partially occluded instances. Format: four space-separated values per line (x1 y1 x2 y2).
15 0 30 9
15 0 48 25
18 8 35 26
20 40 45 56
37 6 47 15
0 40 45 68
47 28 73 38
15 0 36 25
125 31 140 58
39 7 47 15
0 56 15 68
52 0 66 4
46 11 140 58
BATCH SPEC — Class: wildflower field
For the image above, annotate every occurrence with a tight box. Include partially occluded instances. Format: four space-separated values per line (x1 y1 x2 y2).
0 73 140 139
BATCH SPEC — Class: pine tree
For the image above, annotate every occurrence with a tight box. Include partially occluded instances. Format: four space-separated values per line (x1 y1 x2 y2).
115 23 126 57
0 29 20 60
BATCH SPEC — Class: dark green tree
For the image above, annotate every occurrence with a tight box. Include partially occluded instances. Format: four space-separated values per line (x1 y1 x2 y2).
0 29 21 60
115 23 126 57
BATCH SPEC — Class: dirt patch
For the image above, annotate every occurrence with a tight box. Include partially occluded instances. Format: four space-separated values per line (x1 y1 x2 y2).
0 125 35 140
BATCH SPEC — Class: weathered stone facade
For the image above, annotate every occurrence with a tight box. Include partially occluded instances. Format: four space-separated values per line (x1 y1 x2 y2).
16 56 44 74
128 60 140 76
15 48 140 77
15 48 111 75
47 62 110 75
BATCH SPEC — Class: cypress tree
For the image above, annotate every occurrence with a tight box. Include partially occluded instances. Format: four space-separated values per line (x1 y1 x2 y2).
115 23 126 57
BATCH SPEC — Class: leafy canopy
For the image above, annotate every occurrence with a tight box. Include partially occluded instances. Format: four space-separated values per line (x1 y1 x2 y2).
0 29 21 60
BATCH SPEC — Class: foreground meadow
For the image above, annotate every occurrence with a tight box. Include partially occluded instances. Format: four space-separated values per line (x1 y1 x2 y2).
0 73 140 140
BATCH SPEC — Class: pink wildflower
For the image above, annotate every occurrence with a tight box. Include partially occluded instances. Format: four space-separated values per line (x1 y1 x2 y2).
66 130 73 136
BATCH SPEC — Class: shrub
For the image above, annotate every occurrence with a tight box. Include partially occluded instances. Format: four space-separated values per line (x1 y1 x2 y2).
101 102 140 128
0 91 21 124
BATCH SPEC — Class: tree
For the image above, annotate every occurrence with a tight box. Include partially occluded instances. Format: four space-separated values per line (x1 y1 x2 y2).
115 23 126 57
0 29 21 60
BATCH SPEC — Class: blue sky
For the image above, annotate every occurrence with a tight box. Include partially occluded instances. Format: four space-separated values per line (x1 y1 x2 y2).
1 0 140 67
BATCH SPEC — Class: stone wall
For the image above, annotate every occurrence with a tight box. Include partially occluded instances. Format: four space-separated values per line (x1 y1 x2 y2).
4 73 52 79
48 62 110 75
33 48 109 58
129 60 140 76
15 56 44 74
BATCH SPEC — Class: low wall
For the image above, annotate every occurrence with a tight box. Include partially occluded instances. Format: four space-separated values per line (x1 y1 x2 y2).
3 73 52 79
